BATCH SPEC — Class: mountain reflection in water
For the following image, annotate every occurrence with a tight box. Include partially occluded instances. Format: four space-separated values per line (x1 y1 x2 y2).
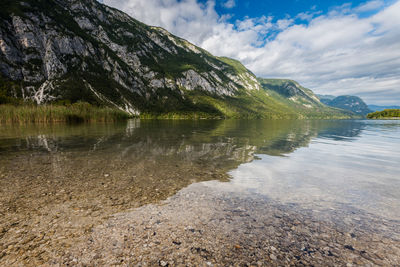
0 119 371 210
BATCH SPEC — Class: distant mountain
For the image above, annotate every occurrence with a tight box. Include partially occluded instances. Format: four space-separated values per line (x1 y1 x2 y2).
368 105 400 112
262 79 321 106
256 79 358 118
0 0 355 119
317 95 372 116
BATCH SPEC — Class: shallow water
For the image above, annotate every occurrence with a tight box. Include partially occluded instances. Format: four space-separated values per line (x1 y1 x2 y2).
0 119 399 265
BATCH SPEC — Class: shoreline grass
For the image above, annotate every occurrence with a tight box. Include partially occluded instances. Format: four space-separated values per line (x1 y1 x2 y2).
0 103 132 124
0 102 361 124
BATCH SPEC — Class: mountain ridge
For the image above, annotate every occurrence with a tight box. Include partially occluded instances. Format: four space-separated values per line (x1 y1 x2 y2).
0 0 356 119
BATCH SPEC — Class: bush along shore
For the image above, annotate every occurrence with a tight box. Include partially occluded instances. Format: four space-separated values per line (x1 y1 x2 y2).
367 109 400 119
0 102 132 123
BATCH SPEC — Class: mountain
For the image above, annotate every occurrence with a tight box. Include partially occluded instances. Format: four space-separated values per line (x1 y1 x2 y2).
317 95 372 116
0 0 354 119
257 79 355 118
261 79 323 107
368 105 400 112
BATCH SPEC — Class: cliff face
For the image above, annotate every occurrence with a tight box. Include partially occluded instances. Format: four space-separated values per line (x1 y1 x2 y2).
0 0 260 114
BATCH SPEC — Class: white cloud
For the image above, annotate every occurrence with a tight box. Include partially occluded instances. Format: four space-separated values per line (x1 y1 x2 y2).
103 0 220 46
222 0 235 9
355 0 384 13
102 0 400 105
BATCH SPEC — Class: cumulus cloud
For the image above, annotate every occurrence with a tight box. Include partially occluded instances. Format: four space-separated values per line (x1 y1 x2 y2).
355 0 384 12
103 0 400 105
103 0 221 46
222 0 235 9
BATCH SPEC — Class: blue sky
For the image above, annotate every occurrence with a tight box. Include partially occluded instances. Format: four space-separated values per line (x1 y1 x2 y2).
214 0 370 19
102 0 400 105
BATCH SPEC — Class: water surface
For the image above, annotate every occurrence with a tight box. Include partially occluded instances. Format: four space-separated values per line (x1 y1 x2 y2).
0 119 399 265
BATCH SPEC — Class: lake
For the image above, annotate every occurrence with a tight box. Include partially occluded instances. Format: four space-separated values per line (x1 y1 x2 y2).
0 119 399 265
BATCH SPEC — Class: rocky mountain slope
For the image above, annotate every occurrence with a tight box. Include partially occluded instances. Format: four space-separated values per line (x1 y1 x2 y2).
0 0 354 118
258 79 356 118
318 95 372 116
260 79 323 108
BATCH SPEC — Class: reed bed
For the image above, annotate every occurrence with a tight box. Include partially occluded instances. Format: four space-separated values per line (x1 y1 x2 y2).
0 103 132 123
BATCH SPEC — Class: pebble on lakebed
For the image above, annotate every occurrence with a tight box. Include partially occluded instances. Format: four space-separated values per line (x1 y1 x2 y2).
66 184 399 266
1 174 400 266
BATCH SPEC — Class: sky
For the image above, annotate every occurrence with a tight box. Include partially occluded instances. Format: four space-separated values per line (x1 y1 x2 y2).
100 0 400 105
